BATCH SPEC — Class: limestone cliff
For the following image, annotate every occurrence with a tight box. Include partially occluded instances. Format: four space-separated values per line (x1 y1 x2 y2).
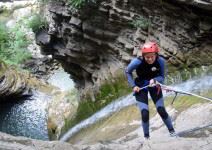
0 61 32 100
36 0 212 97
0 60 58 101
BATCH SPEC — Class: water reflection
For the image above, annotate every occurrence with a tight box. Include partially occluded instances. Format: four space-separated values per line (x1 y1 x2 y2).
0 91 50 140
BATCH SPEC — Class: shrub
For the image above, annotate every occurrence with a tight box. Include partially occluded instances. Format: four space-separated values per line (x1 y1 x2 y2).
68 0 96 8
131 16 150 30
0 24 10 60
0 22 31 65
27 14 48 33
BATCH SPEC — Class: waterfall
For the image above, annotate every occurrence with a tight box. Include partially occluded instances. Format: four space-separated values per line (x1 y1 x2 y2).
47 68 75 91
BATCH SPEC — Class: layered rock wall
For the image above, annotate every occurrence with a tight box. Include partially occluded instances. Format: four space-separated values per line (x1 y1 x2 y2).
0 61 32 100
36 0 212 97
0 60 56 101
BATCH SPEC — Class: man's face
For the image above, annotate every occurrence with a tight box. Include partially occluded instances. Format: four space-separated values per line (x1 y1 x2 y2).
143 52 156 64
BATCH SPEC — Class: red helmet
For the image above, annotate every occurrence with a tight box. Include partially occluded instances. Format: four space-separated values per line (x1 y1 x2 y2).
141 42 160 53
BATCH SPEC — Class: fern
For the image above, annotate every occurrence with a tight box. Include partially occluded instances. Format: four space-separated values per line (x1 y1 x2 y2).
27 14 48 33
68 0 96 8
131 16 150 30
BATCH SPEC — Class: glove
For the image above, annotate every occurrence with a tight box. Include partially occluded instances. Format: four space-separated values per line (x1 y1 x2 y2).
149 79 158 87
133 86 140 93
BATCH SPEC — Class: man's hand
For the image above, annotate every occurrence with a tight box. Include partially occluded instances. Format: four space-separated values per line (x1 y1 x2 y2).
149 79 157 87
133 86 140 93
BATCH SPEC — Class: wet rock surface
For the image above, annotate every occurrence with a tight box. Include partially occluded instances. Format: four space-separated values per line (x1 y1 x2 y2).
0 60 61 101
0 103 211 150
75 103 212 150
0 61 32 100
21 57 60 80
0 132 79 150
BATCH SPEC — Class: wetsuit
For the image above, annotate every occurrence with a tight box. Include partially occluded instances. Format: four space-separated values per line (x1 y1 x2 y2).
125 56 174 138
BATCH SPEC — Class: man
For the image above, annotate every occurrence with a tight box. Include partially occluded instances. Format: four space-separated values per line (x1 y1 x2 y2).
125 41 176 139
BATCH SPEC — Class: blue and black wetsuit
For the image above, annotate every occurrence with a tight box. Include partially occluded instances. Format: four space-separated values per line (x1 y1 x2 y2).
125 56 175 138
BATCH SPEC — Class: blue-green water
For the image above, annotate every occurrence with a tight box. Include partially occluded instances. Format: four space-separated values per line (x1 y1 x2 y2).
0 68 75 140
0 92 50 140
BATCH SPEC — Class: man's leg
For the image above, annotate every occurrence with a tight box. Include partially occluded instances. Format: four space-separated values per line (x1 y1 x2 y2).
149 87 175 133
135 90 150 138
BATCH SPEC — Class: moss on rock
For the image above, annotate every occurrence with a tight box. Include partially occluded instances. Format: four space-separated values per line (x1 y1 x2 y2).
60 72 131 138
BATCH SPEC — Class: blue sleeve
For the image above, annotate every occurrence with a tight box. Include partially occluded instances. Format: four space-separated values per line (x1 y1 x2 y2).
154 57 166 84
125 58 141 88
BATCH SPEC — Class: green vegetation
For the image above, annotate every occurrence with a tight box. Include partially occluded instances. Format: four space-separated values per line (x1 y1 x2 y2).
62 73 131 134
0 22 31 65
27 14 48 33
38 0 96 8
131 16 150 30
0 11 12 23
165 95 203 112
68 0 87 8
0 9 49 66
66 0 96 8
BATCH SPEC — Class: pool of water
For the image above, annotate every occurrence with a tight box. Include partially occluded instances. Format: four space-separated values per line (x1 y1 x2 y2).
0 91 50 140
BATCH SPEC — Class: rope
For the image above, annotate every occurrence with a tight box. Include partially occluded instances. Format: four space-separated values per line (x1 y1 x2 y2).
177 123 212 137
158 83 212 103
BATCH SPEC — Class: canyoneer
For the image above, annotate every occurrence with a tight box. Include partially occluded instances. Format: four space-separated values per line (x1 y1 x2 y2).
125 41 176 139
